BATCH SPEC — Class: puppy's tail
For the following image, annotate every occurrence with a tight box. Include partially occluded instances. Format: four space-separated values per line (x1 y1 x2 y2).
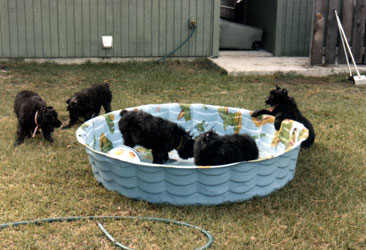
301 121 315 149
301 129 315 149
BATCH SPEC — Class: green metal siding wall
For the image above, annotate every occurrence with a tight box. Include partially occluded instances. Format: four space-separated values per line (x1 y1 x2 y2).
0 0 219 58
246 0 278 54
246 0 313 56
277 0 313 56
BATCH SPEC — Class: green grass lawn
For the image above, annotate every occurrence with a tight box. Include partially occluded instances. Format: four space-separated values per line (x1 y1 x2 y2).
0 60 365 249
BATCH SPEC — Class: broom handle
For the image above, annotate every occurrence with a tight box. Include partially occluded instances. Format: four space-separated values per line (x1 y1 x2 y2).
335 12 352 76
334 10 361 77
337 20 352 76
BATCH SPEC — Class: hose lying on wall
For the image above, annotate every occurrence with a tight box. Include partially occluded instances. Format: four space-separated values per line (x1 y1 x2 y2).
157 19 197 63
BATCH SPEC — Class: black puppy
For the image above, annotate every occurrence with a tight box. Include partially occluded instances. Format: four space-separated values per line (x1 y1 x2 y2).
13 90 62 146
62 83 112 129
194 130 259 166
252 85 315 148
118 109 195 164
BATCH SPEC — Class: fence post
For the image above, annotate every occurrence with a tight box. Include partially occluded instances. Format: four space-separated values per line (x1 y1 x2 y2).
353 0 366 64
338 0 354 64
310 0 326 65
324 0 341 65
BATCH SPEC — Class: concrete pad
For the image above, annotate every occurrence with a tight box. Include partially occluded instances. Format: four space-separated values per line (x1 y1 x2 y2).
209 51 366 77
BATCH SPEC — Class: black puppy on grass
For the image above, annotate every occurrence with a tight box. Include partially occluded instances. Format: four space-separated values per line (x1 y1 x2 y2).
62 83 112 129
252 85 315 148
194 130 259 166
118 109 195 164
13 90 62 146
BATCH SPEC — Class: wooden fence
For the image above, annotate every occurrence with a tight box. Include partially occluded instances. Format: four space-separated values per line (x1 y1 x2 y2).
311 0 366 65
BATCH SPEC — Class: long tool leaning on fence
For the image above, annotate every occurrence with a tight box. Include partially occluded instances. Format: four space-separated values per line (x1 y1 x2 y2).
334 9 366 85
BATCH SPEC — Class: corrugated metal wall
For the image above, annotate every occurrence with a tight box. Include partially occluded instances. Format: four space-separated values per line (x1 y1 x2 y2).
277 0 313 56
246 0 313 57
0 0 220 58
246 0 278 54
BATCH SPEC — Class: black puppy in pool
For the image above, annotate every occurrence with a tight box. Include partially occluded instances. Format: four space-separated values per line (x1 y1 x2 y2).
251 85 315 148
194 130 259 166
118 109 195 164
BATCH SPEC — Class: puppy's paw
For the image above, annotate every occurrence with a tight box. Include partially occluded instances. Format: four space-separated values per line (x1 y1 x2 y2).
152 159 165 164
45 138 54 143
274 120 281 130
61 119 71 129
252 110 261 117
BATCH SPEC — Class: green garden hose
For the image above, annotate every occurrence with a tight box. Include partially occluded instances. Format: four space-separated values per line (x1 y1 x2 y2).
157 23 197 63
0 215 213 250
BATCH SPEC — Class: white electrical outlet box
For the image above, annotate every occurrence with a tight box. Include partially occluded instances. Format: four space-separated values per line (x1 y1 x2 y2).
102 36 113 48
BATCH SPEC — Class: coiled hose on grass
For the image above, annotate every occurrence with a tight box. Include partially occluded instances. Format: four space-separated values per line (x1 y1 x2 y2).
0 215 213 250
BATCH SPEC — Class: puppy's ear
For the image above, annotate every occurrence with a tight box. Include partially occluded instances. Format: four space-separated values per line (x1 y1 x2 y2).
282 89 288 95
67 97 78 104
205 130 215 139
202 133 209 142
276 85 281 90
120 109 128 116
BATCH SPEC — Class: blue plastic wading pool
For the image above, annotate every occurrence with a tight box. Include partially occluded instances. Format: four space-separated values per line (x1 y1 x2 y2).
76 103 309 205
